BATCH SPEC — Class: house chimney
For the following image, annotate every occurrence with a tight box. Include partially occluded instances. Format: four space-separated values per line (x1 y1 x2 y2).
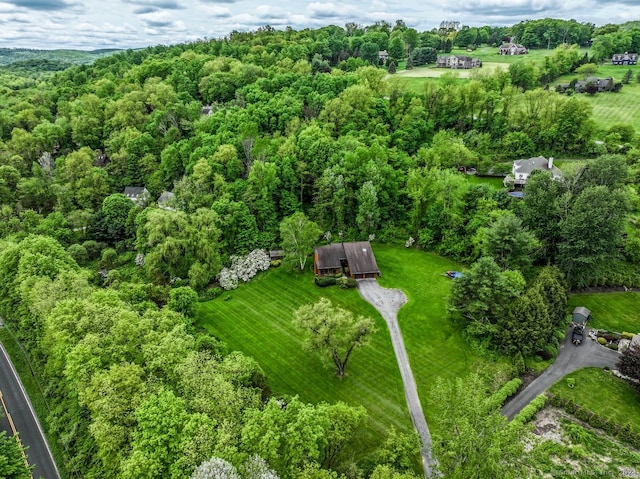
548 156 553 169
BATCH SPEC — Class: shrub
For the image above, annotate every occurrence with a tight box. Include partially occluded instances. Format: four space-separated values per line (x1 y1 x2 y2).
513 352 526 375
606 343 618 350
574 406 593 423
487 377 522 410
338 277 358 289
621 332 634 340
199 287 222 302
511 394 547 426
101 248 118 269
315 276 337 287
270 259 282 268
566 377 576 389
597 337 607 345
588 413 607 430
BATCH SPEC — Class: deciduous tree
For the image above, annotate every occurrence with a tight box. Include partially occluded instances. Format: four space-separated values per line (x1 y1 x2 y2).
293 298 376 377
279 212 321 271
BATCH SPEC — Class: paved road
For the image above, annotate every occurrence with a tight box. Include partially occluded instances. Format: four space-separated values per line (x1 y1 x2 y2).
0 341 61 479
357 279 436 478
502 326 620 420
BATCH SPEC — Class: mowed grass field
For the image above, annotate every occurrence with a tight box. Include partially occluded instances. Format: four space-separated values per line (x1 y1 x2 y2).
550 368 640 431
568 292 640 333
196 261 412 452
197 244 506 447
374 245 506 435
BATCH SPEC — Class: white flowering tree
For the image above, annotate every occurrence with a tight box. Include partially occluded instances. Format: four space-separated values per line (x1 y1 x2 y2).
217 249 271 290
190 457 240 479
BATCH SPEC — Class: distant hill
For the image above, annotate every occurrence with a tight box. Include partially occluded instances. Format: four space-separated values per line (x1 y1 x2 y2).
0 48 121 68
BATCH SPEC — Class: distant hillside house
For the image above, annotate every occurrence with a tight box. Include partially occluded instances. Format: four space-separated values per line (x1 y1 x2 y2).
314 241 381 279
201 105 213 115
123 186 151 207
612 52 638 65
575 77 615 93
436 55 482 69
503 156 563 188
499 43 528 55
157 191 176 210
378 50 389 62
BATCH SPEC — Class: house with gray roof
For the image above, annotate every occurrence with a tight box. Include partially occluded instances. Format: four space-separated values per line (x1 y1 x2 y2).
314 241 381 279
123 187 151 207
157 191 177 210
503 156 563 188
436 55 482 69
499 43 528 55
612 53 638 65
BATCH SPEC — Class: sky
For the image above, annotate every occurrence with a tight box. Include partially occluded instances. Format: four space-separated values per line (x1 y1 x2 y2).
0 0 638 50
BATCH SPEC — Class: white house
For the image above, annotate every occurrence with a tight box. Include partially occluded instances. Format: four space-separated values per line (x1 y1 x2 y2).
504 156 563 188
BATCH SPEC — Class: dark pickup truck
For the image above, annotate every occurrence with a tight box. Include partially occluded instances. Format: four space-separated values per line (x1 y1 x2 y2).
572 325 584 346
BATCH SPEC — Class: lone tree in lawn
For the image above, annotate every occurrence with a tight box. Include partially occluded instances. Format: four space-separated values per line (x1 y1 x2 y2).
279 212 321 271
294 298 376 377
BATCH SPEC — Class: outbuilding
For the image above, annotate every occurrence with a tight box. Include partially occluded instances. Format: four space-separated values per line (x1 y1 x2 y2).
572 306 591 326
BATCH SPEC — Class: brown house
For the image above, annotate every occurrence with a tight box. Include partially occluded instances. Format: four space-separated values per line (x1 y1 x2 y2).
314 241 381 279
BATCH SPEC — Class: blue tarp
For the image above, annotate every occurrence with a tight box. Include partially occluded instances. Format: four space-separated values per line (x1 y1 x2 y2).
446 271 464 279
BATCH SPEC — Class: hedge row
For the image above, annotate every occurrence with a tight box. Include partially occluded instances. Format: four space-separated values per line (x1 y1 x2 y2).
487 377 523 412
549 393 640 449
511 394 548 428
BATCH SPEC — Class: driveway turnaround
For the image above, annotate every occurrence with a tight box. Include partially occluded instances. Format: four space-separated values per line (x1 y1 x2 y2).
502 327 620 420
357 279 435 478
0 341 61 479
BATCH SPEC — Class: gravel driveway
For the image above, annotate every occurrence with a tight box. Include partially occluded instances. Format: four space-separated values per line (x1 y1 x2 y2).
357 279 435 478
502 326 620 420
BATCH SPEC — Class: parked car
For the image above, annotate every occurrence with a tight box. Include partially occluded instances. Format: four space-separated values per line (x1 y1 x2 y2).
572 325 584 346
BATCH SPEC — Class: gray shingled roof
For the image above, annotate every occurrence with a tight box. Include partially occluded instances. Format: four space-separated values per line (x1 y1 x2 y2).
513 156 563 178
124 186 147 199
343 241 380 276
572 306 591 324
314 241 380 275
315 243 346 270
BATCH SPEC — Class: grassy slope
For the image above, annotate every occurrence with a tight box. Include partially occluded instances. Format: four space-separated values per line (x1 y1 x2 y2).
197 245 507 445
568 292 640 333
196 264 411 451
550 368 640 430
370 245 506 435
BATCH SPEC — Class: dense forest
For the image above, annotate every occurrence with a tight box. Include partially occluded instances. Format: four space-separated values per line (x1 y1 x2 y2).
0 17 639 479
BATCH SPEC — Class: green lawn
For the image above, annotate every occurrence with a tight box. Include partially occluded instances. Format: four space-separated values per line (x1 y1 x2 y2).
568 292 640 333
550 368 640 431
196 263 412 453
465 175 505 189
373 245 508 435
197 245 507 448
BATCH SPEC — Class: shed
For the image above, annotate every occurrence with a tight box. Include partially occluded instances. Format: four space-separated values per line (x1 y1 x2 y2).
572 306 591 325
269 250 285 261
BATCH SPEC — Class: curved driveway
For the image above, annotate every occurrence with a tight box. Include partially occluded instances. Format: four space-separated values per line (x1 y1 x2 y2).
502 327 620 420
357 279 435 478
0 341 61 479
